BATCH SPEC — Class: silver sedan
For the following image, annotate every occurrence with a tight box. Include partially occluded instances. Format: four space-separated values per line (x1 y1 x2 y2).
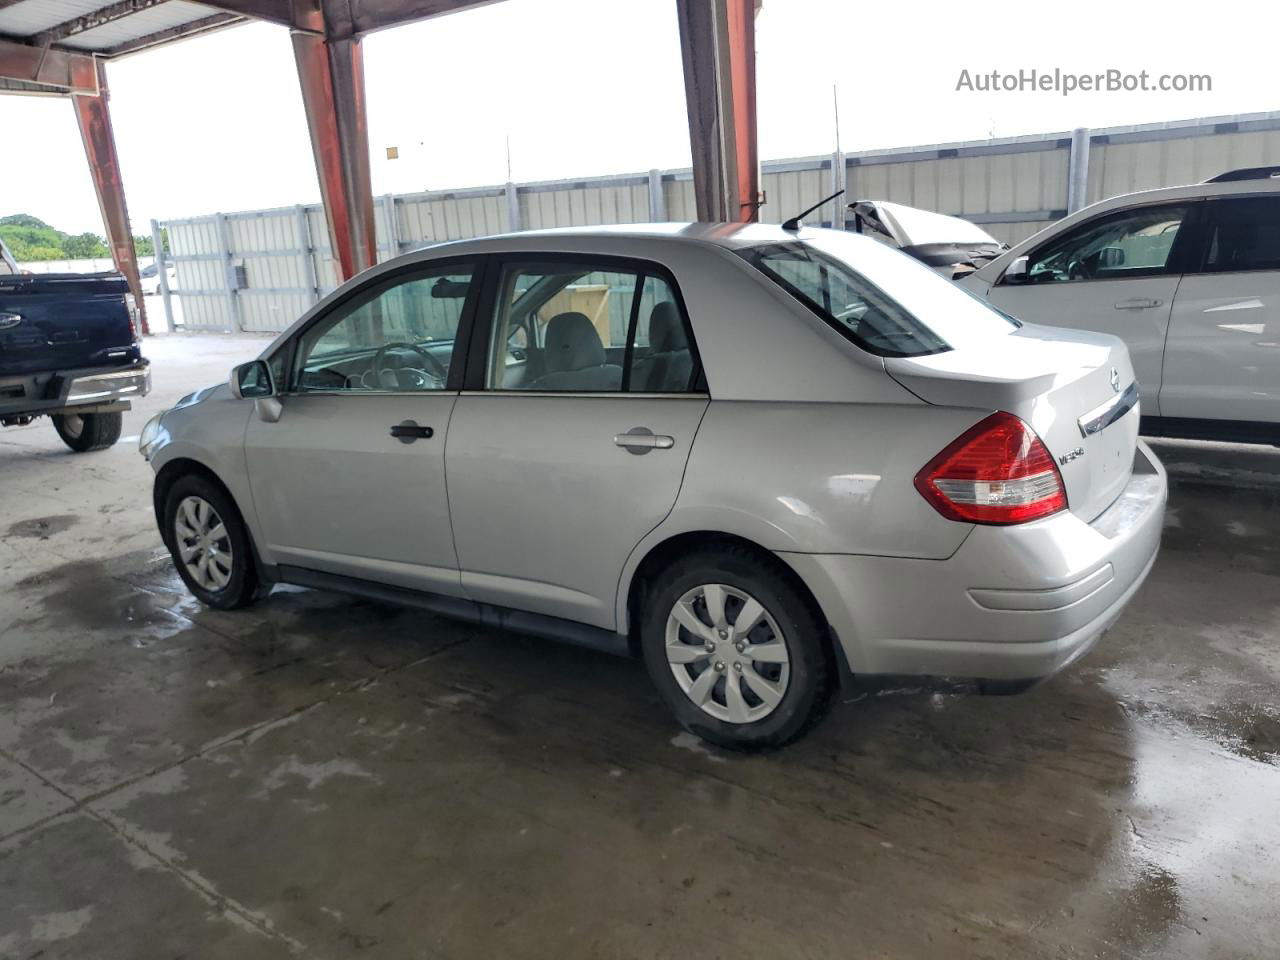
140 224 1166 749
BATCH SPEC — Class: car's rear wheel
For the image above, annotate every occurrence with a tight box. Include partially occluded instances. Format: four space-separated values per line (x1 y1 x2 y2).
163 474 260 609
640 545 833 750
52 411 122 452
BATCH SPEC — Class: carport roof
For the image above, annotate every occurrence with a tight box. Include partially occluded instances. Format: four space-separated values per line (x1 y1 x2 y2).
0 0 244 62
0 0 505 94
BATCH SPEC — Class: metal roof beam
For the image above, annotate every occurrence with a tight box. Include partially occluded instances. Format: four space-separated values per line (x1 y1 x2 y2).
0 35 98 93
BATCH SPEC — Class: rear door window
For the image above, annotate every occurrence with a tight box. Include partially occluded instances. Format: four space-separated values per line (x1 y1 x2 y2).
1199 196 1280 273
484 259 697 392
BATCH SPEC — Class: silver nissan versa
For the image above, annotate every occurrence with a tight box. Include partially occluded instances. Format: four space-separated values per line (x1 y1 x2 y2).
140 224 1166 749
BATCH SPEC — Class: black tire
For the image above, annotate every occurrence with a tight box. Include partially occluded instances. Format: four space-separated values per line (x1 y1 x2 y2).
163 473 260 610
52 411 122 452
639 545 834 751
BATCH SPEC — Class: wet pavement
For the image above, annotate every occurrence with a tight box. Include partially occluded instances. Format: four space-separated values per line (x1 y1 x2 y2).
2 335 1279 958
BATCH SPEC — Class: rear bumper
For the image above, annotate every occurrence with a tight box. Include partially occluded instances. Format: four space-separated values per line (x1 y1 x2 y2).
0 360 149 419
782 440 1167 683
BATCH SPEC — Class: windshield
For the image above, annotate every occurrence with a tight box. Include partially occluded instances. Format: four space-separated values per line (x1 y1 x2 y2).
740 231 1017 358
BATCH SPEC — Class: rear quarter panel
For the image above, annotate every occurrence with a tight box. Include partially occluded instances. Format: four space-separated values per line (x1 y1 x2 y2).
615 400 985 629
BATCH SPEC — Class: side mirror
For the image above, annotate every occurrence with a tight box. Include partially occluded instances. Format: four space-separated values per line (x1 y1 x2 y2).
1002 255 1030 285
230 359 275 399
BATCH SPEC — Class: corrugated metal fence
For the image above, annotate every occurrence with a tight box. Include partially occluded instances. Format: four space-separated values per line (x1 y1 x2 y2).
159 111 1280 334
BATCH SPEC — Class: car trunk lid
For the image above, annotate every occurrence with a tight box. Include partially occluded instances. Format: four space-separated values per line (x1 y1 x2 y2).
885 322 1140 522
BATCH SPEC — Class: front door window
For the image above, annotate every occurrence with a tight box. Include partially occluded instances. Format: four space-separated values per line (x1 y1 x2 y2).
293 265 476 393
1026 205 1189 283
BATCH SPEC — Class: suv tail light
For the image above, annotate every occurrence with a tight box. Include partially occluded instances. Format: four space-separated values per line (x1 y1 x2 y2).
915 412 1066 525
124 292 140 342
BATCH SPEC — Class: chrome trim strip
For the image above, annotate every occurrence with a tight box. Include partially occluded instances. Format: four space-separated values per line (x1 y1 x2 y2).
1078 381 1139 438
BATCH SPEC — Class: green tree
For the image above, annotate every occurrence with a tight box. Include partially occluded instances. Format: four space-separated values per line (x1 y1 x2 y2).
63 232 109 258
0 213 163 264
0 214 53 230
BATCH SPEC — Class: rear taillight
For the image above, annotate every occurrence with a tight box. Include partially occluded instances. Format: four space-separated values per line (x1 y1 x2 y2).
124 292 140 342
915 412 1066 525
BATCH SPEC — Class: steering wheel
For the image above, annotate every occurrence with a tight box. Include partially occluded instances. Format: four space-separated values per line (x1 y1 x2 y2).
371 341 447 389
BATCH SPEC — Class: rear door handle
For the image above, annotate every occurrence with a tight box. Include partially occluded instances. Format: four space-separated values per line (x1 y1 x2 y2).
390 420 434 443
614 427 674 455
1114 298 1162 310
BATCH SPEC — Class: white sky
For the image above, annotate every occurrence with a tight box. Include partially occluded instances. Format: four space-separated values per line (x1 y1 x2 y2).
1 0 1276 235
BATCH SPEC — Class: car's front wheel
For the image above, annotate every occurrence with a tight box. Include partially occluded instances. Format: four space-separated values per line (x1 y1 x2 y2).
640 545 833 750
163 474 260 609
52 411 122 452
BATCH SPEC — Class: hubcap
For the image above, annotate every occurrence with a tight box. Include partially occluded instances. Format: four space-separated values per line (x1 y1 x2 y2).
173 496 233 592
665 583 790 725
61 414 84 439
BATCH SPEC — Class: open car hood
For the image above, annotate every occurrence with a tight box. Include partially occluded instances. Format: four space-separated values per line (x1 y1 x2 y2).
847 200 1006 276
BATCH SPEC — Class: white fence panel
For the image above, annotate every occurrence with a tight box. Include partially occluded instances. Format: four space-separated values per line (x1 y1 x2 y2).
154 112 1280 335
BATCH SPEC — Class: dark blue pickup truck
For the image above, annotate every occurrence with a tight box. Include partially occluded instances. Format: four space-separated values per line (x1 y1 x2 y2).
0 237 150 452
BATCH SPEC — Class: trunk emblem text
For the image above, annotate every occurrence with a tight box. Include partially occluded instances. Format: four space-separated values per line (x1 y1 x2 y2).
1059 446 1085 465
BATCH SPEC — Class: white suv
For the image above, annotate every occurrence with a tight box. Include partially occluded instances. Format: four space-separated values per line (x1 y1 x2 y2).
963 167 1280 445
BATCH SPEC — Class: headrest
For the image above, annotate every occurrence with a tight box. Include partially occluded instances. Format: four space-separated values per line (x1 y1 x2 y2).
649 301 687 353
544 312 606 372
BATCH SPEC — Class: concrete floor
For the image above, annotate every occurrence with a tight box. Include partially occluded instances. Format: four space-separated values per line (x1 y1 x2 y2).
2 334 1278 959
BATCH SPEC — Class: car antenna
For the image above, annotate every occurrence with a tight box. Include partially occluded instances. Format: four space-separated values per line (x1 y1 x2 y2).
782 189 845 232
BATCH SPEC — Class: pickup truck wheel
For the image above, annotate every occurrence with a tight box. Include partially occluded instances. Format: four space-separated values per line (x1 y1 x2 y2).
640 545 833 751
163 474 260 609
53 411 122 452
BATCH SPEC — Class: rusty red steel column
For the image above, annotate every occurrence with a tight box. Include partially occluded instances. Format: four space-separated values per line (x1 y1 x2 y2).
292 25 377 283
71 61 149 335
724 0 759 223
676 0 761 223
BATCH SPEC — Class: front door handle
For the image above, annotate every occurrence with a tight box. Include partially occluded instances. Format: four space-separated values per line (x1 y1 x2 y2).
1114 298 1162 310
614 427 674 455
390 420 434 443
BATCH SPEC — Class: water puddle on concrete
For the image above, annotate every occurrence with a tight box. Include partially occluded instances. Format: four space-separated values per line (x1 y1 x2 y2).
6 515 79 541
6 553 196 663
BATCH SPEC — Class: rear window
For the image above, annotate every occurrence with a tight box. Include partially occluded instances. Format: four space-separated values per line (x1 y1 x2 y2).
739 232 1016 358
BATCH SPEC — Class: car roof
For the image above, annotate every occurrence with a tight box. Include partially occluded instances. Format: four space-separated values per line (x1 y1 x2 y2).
416 221 821 257
1072 173 1280 215
971 172 1280 277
